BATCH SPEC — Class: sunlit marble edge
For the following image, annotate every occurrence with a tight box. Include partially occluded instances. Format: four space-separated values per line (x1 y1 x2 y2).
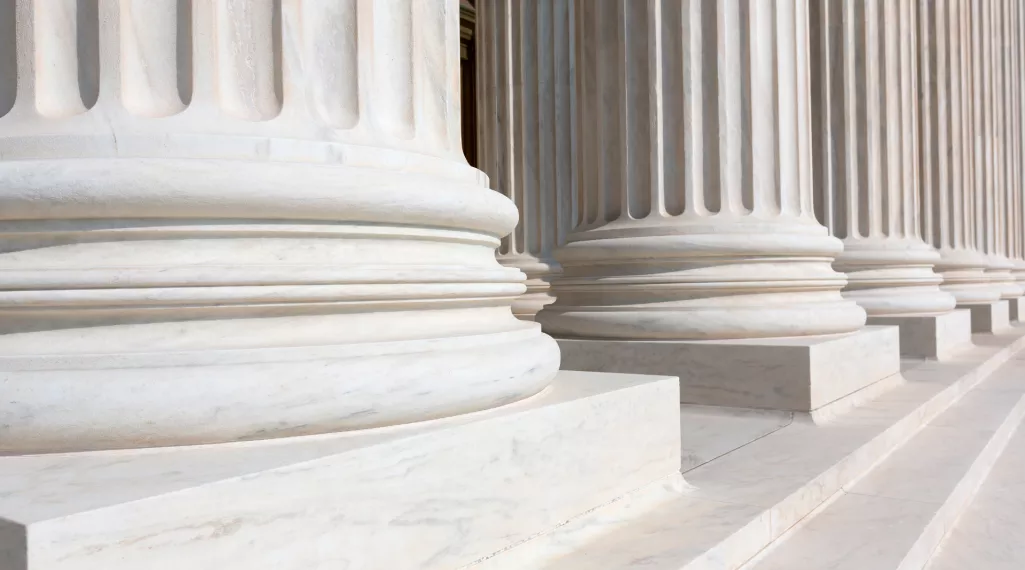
0 370 670 523
557 326 901 412
736 387 1025 570
535 325 1025 570
0 370 682 570
463 473 689 570
924 419 1025 570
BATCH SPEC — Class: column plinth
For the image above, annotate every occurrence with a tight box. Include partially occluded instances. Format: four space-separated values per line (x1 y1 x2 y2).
0 0 558 453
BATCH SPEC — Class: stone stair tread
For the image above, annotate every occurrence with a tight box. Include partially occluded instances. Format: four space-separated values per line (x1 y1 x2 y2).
925 411 1025 570
521 330 1025 570
746 383 1025 570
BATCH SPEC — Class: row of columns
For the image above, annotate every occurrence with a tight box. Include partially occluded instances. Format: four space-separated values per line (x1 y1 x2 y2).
5 0 1025 452
481 0 1025 337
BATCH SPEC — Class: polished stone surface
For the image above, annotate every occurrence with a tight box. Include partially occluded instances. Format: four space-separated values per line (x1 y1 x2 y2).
517 328 1025 570
558 326 900 412
0 371 680 570
0 0 560 453
868 310 974 360
749 390 1025 569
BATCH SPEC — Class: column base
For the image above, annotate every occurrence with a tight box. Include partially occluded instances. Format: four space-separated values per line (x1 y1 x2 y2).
866 310 973 361
1011 297 1025 322
0 371 681 570
963 301 1012 333
557 326 900 413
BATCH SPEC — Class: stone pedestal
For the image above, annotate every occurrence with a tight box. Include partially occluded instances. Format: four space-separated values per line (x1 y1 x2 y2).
867 310 973 361
1009 297 1025 322
0 371 681 570
559 327 899 414
967 301 1012 333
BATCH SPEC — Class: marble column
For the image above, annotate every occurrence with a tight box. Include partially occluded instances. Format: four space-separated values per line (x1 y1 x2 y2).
1013 0 1025 291
809 0 964 359
978 0 1023 300
919 0 1008 332
0 0 559 453
540 0 901 413
476 0 575 319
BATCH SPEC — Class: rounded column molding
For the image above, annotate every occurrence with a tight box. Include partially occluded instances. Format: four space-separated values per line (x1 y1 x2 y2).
0 0 559 453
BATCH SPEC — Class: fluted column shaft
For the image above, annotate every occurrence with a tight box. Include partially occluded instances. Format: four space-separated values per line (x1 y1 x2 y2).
918 0 1002 304
1005 0 1025 284
810 0 955 317
476 0 575 319
969 0 1022 298
537 0 865 340
0 0 558 453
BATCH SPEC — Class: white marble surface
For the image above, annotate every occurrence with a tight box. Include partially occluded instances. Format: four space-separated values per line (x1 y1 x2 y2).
530 326 1025 570
926 421 1025 570
680 406 794 472
558 326 901 412
0 371 681 570
748 391 1025 570
868 310 973 361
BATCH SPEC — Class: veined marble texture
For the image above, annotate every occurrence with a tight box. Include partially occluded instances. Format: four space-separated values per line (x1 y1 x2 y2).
0 371 681 570
0 0 560 452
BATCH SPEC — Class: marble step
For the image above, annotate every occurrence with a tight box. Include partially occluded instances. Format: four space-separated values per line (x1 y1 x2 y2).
470 327 1025 570
925 402 1025 570
744 359 1025 570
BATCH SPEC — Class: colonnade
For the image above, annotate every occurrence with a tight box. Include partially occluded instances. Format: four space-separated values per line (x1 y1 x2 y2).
480 0 1025 346
4 0 1025 452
